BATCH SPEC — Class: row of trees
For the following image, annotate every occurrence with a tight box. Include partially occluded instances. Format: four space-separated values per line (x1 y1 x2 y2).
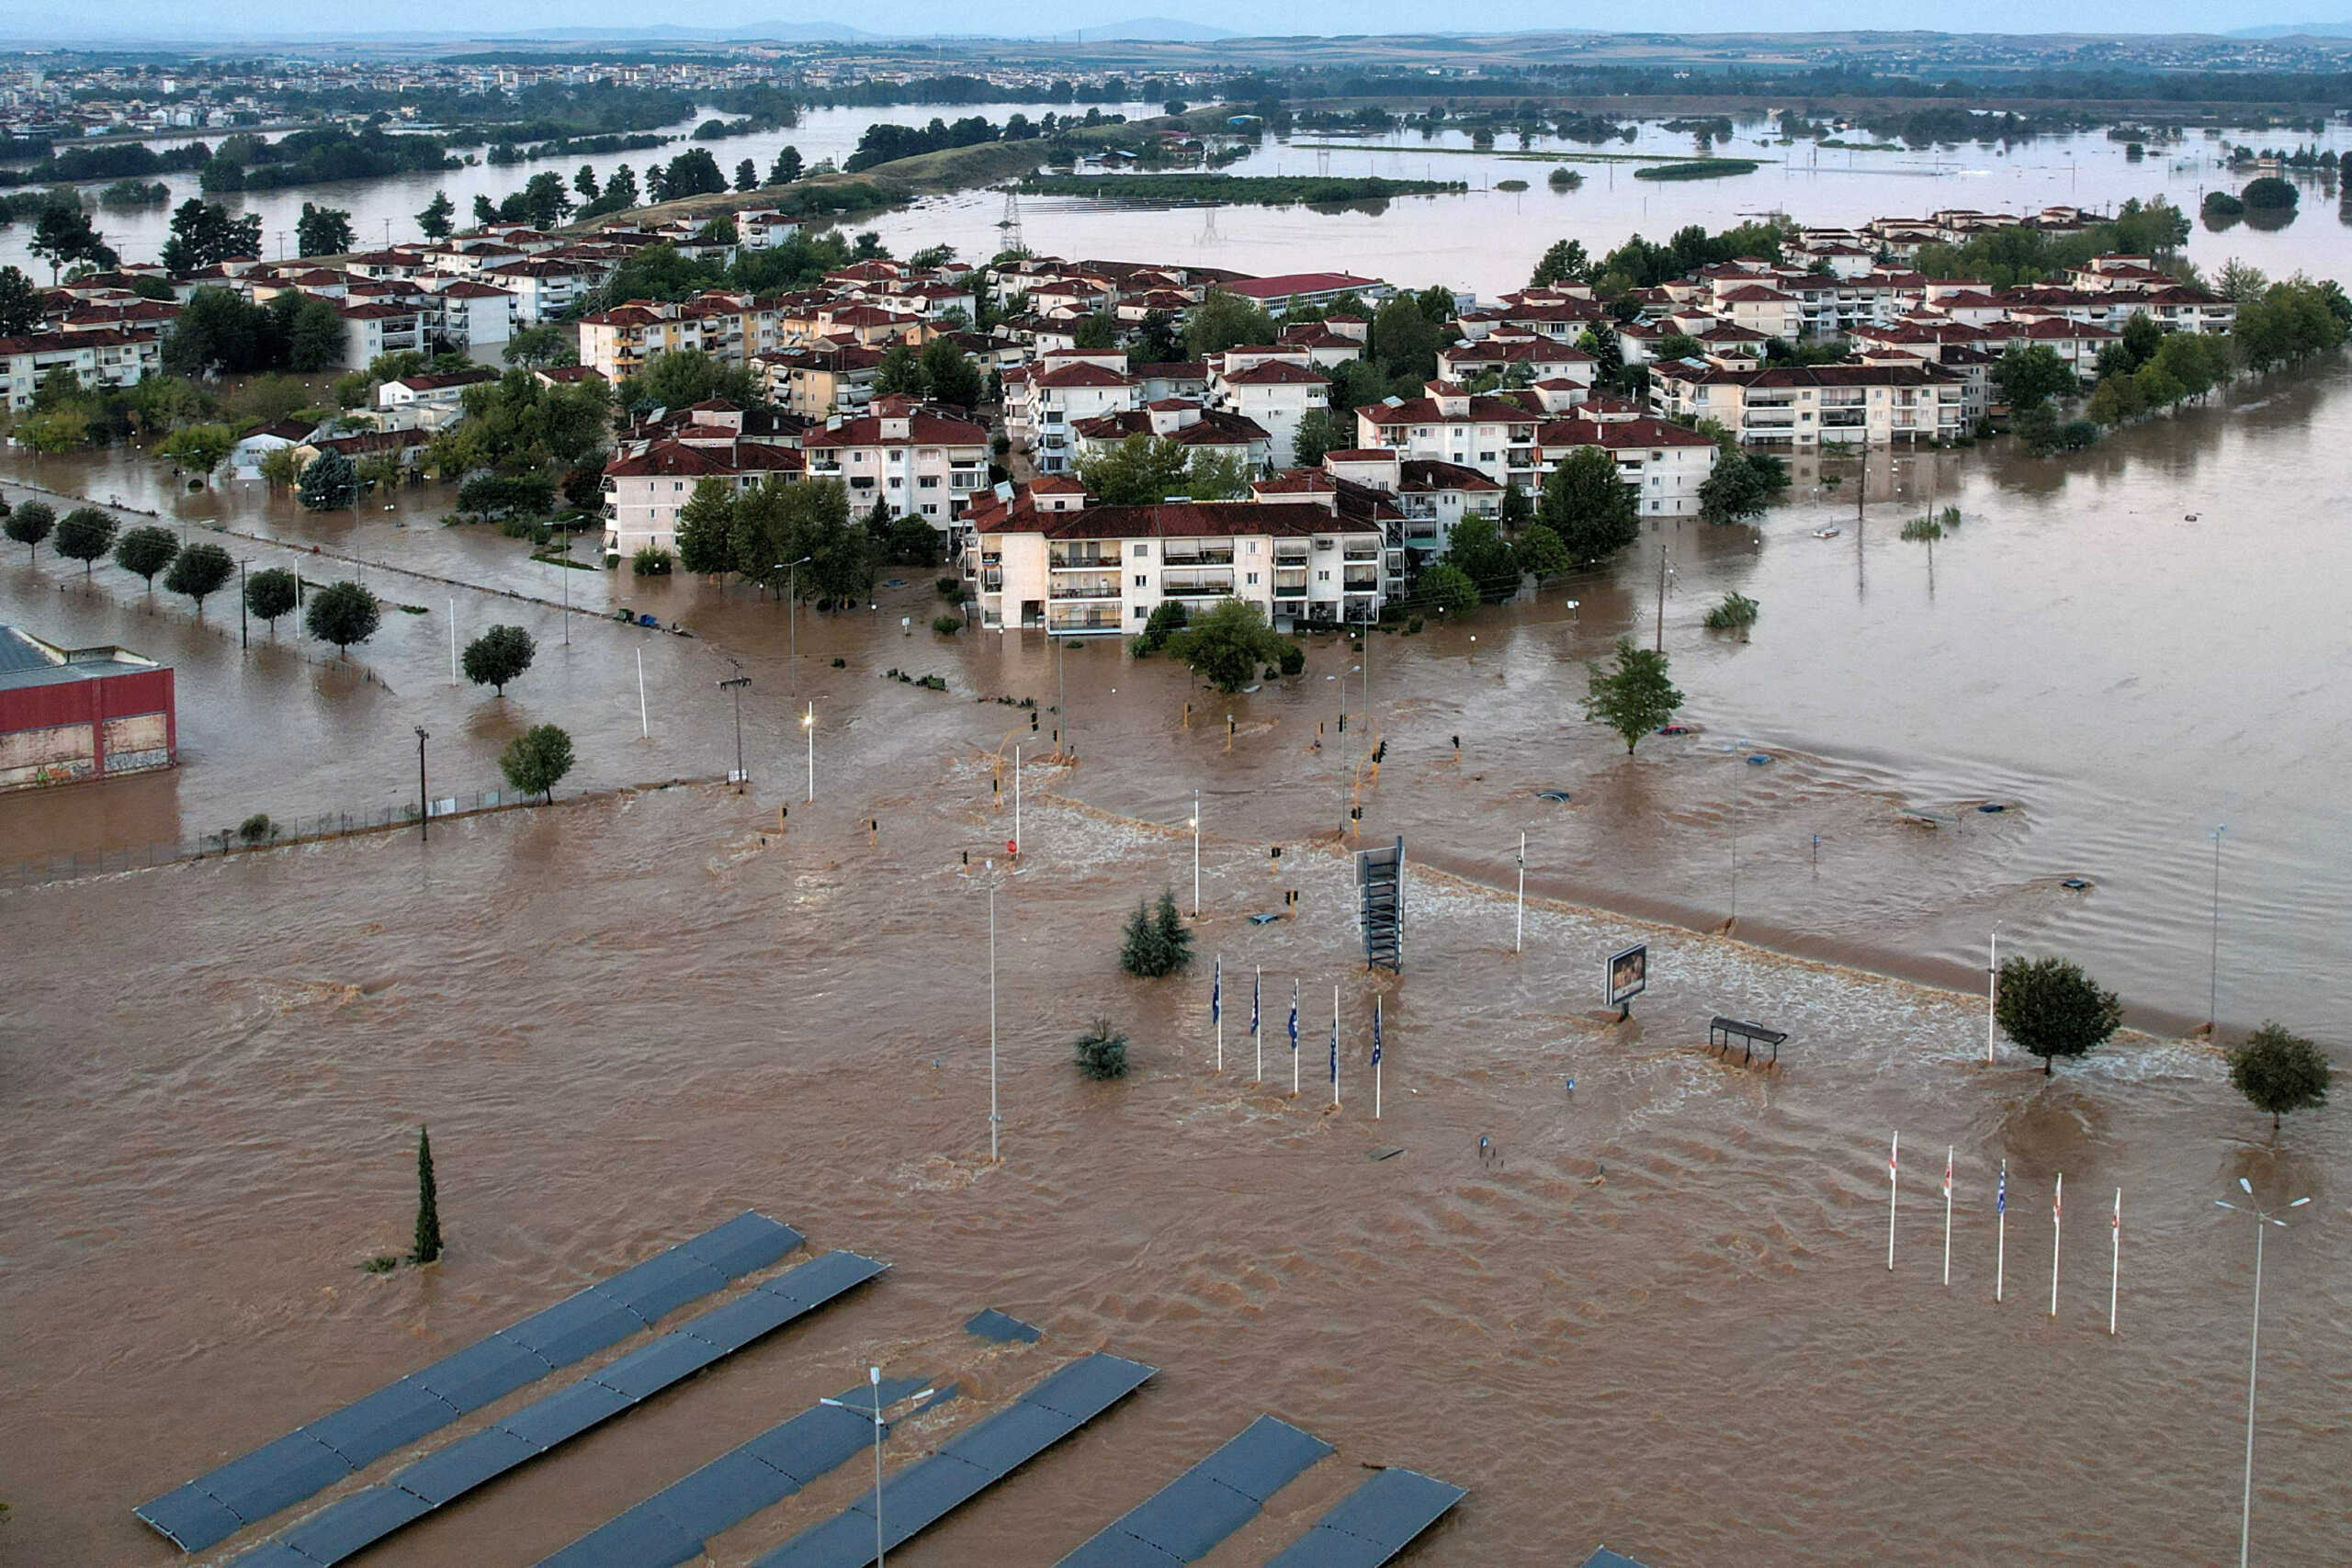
673 475 887 602
163 287 347 378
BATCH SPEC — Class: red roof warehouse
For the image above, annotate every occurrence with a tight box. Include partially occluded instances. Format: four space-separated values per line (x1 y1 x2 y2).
0 626 176 790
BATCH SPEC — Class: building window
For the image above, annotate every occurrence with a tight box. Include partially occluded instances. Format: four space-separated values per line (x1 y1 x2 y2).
1246 571 1259 585
1135 574 1148 588
1132 544 1148 558
1317 570 1330 582
1133 604 1148 620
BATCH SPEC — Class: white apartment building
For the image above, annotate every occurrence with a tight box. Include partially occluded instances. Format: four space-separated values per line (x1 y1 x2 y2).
599 438 804 559
1354 384 1542 491
966 491 1393 635
1208 359 1326 470
1005 356 1139 474
800 398 990 528
1532 412 1718 518
333 302 426 370
1648 361 1969 447
0 329 163 410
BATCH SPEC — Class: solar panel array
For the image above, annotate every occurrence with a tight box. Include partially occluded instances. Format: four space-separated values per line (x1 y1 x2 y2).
218 1249 887 1568
1057 1415 1334 1567
751 1352 1158 1568
134 1212 804 1553
532 1373 932 1568
1261 1467 1467 1568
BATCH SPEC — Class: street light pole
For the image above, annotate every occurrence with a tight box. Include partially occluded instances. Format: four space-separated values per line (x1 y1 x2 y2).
239 558 248 650
779 555 812 675
2209 824 2226 1033
802 700 814 804
869 1365 885 1568
1190 791 1201 917
988 861 999 1164
413 728 429 841
2216 1179 2311 1568
718 675 750 789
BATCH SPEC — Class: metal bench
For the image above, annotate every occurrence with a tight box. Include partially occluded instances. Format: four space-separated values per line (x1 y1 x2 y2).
1709 1016 1787 1066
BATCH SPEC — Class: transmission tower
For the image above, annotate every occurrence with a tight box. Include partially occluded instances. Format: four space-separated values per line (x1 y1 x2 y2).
999 188 1024 254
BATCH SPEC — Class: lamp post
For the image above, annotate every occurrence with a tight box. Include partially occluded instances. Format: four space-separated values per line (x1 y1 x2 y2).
238 558 248 650
413 728 429 841
556 527 571 645
802 699 815 804
987 860 1000 1163
2209 824 2226 1033
778 555 812 673
2215 1179 2311 1568
1190 790 1201 918
718 675 750 789
820 1367 894 1568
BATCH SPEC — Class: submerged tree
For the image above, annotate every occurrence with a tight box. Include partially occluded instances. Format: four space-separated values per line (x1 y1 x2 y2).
1994 955 2122 1075
410 1126 442 1265
2227 1021 2332 1132
1583 638 1683 755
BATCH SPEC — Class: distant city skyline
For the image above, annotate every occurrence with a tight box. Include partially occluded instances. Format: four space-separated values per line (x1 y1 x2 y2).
3 4 2349 45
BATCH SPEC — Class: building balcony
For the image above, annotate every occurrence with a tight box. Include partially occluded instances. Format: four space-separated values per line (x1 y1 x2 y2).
1273 583 1308 600
1162 570 1235 595
1049 550 1118 569
1048 580 1120 600
1048 609 1123 633
1159 547 1234 567
1343 569 1379 589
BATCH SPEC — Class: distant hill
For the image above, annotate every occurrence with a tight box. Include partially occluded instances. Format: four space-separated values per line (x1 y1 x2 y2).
2227 21 2352 36
496 22 873 41
1072 17 1242 40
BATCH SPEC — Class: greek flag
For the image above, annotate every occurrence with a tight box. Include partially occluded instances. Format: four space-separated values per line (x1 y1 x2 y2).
1287 984 1299 1055
1250 971 1260 1035
1211 955 1220 1026
1328 1005 1338 1085
1372 997 1383 1067
1997 1159 2007 1215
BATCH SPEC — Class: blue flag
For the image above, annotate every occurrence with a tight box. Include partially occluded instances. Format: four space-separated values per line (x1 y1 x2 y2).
1372 997 1383 1067
1250 971 1260 1034
1287 984 1299 1054
1211 955 1220 1026
1329 1006 1338 1085
1997 1160 2007 1215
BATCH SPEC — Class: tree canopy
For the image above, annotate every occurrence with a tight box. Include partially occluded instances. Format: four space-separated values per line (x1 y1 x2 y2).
1539 446 1641 565
1994 956 2122 1074
304 579 381 654
462 624 537 695
1164 598 1288 693
163 542 235 615
2227 1021 2332 1131
500 724 575 803
1584 638 1683 755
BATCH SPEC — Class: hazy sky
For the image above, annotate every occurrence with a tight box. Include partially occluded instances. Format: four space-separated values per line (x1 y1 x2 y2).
0 2 2340 43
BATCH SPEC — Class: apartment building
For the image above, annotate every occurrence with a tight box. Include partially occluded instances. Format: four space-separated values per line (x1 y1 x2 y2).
800 397 990 529
1005 355 1140 474
600 438 805 559
1648 361 1970 447
965 491 1393 635
0 329 164 410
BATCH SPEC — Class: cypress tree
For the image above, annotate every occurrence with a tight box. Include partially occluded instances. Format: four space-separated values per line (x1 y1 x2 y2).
411 1125 443 1264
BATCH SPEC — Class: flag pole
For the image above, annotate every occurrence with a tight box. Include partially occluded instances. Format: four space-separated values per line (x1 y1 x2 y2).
1330 983 1340 1108
1373 996 1383 1120
1214 953 1223 1072
1514 831 1525 953
1943 1146 1953 1288
1996 1157 2007 1303
1290 979 1299 1099
2109 1188 2120 1336
1887 1133 1898 1271
1253 965 1261 1084
2050 1172 2064 1318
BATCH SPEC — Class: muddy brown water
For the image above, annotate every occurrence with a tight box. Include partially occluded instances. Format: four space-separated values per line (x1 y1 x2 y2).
5 283 2352 1567
2 768 2346 1568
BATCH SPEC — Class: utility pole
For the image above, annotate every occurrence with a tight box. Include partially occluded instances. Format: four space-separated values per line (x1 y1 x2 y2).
238 558 248 650
1654 546 1668 652
718 675 750 789
413 728 429 841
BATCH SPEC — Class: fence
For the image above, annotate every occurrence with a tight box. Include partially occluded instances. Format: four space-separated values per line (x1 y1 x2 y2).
0 776 721 891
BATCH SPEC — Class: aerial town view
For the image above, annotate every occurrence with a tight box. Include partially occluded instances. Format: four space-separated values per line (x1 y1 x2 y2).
5 6 2351 1565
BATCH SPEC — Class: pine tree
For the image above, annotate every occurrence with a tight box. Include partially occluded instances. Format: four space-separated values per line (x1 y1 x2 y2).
411 1125 442 1264
1119 898 1166 977
1153 888 1193 975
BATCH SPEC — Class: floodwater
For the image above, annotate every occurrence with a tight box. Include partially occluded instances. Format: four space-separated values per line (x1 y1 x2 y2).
9 347 2352 1029
857 119 2352 299
6 109 2349 294
5 123 2351 1562
3 728 2347 1566
0 103 1167 276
